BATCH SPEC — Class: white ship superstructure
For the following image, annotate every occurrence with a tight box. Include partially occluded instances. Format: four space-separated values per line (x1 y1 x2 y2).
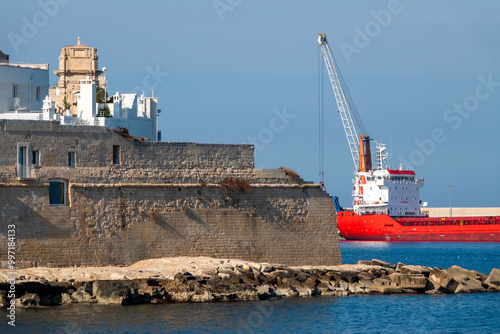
353 168 426 217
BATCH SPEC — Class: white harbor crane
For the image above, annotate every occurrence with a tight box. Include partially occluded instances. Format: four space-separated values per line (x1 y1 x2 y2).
318 34 364 170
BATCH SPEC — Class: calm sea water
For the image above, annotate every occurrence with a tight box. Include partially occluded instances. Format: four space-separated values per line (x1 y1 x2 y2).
1 242 499 333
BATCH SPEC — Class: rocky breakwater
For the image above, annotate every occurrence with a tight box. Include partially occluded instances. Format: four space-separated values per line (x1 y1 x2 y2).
0 257 499 308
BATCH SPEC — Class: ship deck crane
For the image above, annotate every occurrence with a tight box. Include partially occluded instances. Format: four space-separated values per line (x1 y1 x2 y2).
318 33 373 172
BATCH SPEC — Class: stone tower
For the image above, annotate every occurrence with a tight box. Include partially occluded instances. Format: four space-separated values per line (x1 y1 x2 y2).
49 37 106 114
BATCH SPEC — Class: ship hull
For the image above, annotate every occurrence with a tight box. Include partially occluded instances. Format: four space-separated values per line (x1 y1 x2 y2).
337 211 500 242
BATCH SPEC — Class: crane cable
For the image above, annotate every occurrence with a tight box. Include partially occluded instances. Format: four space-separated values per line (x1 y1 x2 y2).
318 45 325 187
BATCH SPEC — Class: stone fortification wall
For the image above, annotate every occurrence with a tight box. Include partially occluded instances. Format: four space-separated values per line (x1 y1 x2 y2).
0 120 341 268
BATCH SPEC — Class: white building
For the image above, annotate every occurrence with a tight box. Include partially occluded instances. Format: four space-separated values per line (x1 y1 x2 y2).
0 60 49 116
0 52 160 141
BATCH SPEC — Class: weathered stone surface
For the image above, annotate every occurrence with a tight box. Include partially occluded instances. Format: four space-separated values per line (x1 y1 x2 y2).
389 273 428 289
71 287 94 303
369 286 403 294
0 257 496 308
400 265 432 277
371 259 396 269
446 265 485 283
331 271 359 283
0 291 6 307
0 121 342 269
429 268 459 293
348 283 367 294
485 268 500 291
14 293 40 308
396 262 406 271
454 277 486 293
372 278 393 286
359 279 375 287
485 268 500 285
61 293 73 304
358 272 375 280
316 282 331 292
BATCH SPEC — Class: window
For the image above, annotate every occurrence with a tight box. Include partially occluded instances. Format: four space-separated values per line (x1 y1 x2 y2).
12 84 18 98
18 146 26 178
49 180 67 206
113 145 120 164
68 152 75 168
36 87 41 101
32 150 40 166
17 143 30 179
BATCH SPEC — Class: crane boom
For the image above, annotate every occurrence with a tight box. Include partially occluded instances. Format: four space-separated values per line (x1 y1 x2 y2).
318 33 362 170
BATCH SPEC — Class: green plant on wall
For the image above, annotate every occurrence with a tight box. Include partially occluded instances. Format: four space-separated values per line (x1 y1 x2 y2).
96 86 110 103
97 105 112 117
62 96 71 110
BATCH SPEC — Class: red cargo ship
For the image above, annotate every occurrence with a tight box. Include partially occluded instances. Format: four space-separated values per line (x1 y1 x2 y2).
333 143 500 242
337 211 500 242
318 33 500 241
333 144 500 242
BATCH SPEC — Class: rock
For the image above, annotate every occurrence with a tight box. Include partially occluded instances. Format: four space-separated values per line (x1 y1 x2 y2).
261 265 276 273
356 260 372 265
275 287 299 298
256 285 276 300
389 273 428 289
359 279 375 287
14 293 40 308
484 268 500 291
61 293 73 304
348 283 367 294
318 275 333 283
470 270 488 282
303 277 319 290
295 272 309 282
424 278 447 294
0 290 6 307
334 291 349 296
400 265 432 277
369 285 403 294
331 271 358 283
371 259 396 269
368 267 390 277
446 265 482 283
316 282 330 292
429 268 459 293
396 262 406 271
485 268 500 286
454 277 486 293
358 272 375 280
71 286 94 303
372 278 392 286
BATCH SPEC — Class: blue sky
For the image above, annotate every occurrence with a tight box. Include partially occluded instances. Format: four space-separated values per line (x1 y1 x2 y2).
1 0 499 207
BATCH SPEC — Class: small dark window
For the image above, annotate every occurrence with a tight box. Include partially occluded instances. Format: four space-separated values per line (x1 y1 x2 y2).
113 145 120 164
32 150 39 166
36 87 41 101
49 181 66 206
68 152 75 168
12 84 18 98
